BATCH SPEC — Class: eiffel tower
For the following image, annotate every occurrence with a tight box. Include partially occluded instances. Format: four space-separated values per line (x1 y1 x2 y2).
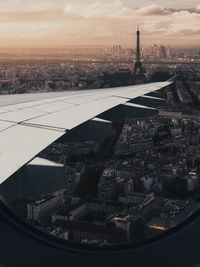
133 27 145 78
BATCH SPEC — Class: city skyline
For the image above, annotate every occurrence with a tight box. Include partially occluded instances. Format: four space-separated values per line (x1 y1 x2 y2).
0 0 200 48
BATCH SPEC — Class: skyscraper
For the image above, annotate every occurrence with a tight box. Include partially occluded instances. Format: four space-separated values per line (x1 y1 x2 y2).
166 44 172 59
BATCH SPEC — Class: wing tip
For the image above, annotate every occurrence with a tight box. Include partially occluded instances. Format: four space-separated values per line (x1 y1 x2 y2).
167 75 179 83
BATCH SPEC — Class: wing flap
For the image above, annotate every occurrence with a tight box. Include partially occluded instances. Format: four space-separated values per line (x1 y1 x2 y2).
0 108 47 123
21 96 127 130
0 121 16 132
0 124 64 184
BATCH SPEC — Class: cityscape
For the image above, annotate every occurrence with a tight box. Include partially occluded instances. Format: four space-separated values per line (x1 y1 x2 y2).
1 30 199 247
0 0 200 248
0 43 199 94
0 44 200 94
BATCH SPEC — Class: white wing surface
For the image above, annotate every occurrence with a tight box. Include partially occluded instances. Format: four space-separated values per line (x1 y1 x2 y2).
0 80 174 184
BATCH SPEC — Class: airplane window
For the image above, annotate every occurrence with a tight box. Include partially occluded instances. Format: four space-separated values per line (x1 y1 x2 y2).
0 2 199 250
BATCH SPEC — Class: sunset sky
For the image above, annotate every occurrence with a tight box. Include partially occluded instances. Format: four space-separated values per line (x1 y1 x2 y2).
0 0 200 48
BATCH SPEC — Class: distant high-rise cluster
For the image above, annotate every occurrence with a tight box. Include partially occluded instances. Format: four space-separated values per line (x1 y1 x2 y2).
111 45 134 58
152 44 172 59
111 45 122 57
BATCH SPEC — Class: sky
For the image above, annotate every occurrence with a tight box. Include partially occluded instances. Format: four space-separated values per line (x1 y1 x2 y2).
0 0 200 48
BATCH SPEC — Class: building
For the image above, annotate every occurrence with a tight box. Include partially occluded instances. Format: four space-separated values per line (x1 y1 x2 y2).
48 227 69 240
98 168 123 199
152 44 172 59
159 45 167 58
152 44 158 58
52 199 123 223
147 199 198 237
54 220 127 245
166 45 172 59
27 191 65 222
170 126 183 137
124 179 134 195
141 176 153 192
52 202 87 223
118 192 155 207
108 214 145 242
187 170 200 191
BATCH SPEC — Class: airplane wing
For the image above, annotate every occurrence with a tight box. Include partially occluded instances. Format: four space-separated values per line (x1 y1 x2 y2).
0 79 175 184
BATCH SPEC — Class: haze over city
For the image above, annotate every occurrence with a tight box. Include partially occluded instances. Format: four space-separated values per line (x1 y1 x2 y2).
0 0 200 48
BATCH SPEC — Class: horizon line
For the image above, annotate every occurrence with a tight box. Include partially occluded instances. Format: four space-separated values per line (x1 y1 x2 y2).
0 45 199 50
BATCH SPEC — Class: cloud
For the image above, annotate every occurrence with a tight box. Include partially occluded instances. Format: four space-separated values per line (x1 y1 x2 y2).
64 2 173 19
0 0 68 11
0 10 65 22
178 28 200 35
155 21 173 30
136 4 172 16
0 0 200 47
64 0 133 18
